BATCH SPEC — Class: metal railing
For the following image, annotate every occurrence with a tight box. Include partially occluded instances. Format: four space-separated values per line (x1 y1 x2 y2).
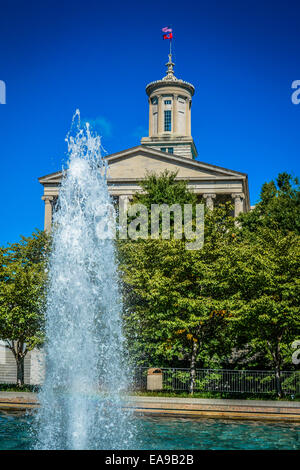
133 367 300 395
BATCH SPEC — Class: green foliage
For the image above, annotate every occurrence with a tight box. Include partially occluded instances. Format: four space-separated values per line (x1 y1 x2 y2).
127 170 198 241
118 170 300 396
129 391 300 401
219 174 300 395
119 172 236 383
0 230 49 385
222 228 299 361
0 383 40 392
133 170 197 208
226 225 300 397
238 172 300 235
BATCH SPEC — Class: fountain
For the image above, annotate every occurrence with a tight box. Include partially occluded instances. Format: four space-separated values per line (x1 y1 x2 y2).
34 111 135 450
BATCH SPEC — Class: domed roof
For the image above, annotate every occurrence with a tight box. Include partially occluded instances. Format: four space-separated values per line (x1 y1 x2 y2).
145 54 195 97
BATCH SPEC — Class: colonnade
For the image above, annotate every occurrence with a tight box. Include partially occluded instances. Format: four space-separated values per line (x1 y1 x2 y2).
42 192 245 232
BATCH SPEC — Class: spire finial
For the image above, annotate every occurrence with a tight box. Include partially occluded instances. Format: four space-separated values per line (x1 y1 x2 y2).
164 52 175 81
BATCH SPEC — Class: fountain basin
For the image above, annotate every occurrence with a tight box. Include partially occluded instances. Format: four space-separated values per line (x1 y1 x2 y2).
1 410 300 450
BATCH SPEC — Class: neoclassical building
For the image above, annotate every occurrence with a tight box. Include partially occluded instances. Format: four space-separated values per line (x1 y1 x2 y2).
39 54 250 231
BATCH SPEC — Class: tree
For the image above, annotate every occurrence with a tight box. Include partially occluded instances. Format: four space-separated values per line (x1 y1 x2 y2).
119 170 300 396
239 172 300 235
0 230 49 386
132 170 197 207
118 172 236 393
222 227 300 396
225 173 300 396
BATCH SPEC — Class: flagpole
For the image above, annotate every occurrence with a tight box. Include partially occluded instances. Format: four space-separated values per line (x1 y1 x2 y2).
162 26 173 59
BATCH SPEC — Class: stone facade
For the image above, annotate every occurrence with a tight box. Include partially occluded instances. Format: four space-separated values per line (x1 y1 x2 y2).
0 341 42 385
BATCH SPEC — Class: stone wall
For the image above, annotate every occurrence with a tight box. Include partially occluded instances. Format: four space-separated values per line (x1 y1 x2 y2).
0 341 44 385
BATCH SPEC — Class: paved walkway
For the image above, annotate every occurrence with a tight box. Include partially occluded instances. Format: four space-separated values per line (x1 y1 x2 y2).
0 392 299 421
125 396 300 421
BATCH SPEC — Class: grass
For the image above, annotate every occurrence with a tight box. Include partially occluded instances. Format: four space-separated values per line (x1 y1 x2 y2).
129 390 300 401
0 384 40 393
0 385 299 401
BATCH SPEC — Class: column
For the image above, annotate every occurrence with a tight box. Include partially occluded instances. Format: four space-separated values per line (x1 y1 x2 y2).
148 98 153 136
0 341 6 365
29 348 45 385
118 195 132 239
158 95 164 134
203 193 216 210
119 194 131 213
231 193 245 217
186 99 192 136
41 195 54 232
173 94 178 134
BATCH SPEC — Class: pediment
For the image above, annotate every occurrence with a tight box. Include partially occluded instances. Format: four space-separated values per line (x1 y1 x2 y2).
106 146 246 181
38 170 64 184
38 145 246 184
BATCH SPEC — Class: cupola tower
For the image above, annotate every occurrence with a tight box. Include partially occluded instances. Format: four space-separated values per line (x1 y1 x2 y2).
141 53 197 159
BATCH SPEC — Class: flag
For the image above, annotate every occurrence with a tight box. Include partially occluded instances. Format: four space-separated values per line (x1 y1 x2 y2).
162 27 173 40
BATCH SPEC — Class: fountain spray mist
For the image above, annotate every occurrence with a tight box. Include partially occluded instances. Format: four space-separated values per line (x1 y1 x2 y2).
34 111 135 449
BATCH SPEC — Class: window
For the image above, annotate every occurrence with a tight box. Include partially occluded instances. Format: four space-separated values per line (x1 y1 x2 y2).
167 147 174 154
164 110 172 131
160 147 167 152
152 97 158 105
164 100 171 105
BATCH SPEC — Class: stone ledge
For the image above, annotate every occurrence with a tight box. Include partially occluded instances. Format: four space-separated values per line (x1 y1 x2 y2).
0 392 299 421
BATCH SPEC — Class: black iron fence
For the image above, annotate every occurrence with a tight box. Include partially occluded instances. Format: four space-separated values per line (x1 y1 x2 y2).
133 367 300 395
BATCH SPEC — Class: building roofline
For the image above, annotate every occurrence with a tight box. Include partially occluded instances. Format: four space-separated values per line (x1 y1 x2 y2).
145 79 195 96
105 145 248 177
38 145 248 183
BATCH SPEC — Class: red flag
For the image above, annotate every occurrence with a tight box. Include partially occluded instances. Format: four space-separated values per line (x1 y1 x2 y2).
163 32 173 40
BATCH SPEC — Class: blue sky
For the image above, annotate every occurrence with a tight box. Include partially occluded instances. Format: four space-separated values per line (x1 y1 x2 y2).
0 0 299 246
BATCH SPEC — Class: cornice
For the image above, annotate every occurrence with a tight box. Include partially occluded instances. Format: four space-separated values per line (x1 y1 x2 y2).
146 79 195 97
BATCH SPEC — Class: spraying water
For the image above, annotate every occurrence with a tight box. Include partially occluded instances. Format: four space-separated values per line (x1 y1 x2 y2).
34 111 134 449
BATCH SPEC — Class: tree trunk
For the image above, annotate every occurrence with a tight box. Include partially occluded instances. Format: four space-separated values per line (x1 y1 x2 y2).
274 339 282 398
16 357 25 387
275 365 282 398
267 338 283 398
8 340 27 388
189 341 198 395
